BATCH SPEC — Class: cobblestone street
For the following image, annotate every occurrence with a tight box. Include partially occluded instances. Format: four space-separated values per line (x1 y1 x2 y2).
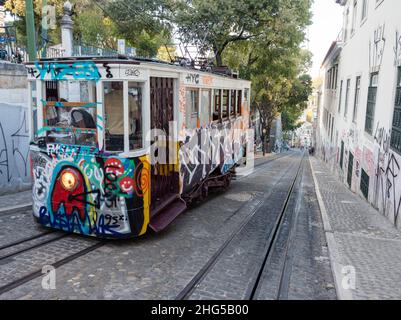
0 151 337 300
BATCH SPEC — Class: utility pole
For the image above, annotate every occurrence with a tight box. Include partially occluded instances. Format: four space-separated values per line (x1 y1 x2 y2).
25 0 36 61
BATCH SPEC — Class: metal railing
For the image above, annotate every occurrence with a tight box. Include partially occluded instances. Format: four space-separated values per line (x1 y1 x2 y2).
0 43 137 64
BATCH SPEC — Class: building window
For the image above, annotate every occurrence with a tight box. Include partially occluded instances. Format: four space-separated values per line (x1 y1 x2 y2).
353 76 361 122
361 0 368 21
333 64 338 90
344 8 349 42
344 79 351 118
327 69 332 89
365 72 379 134
338 80 343 113
185 89 199 129
390 67 401 154
326 65 338 90
360 169 370 199
351 0 358 34
340 140 345 169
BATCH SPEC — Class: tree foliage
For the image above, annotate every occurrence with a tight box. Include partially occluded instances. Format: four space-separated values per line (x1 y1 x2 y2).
215 0 313 153
4 0 65 48
173 0 280 66
106 0 173 57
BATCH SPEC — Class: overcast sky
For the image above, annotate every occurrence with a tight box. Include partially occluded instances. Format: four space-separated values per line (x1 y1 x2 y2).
308 0 343 79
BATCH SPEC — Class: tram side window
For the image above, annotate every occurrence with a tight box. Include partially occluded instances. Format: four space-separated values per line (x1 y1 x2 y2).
43 80 97 146
104 81 124 151
213 89 221 121
200 89 211 127
230 90 236 117
237 90 242 115
185 89 199 129
128 82 143 150
222 90 229 120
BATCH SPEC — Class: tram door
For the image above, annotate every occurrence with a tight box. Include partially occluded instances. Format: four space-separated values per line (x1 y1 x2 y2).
149 77 179 215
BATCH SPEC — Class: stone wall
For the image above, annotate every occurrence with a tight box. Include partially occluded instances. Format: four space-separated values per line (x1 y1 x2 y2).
0 62 31 195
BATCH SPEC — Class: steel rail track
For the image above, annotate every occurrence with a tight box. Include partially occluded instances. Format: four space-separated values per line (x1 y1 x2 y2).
0 231 56 252
246 152 306 300
275 157 305 300
175 151 303 300
0 233 69 261
236 151 293 181
0 204 33 217
0 241 105 295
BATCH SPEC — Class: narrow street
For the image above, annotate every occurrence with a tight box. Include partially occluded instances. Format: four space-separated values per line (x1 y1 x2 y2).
1 0 401 307
0 151 336 300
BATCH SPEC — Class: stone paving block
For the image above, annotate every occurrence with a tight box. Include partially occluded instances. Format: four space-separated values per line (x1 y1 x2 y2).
311 156 401 299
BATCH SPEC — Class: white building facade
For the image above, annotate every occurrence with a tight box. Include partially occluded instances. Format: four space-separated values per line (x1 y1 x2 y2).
317 0 401 229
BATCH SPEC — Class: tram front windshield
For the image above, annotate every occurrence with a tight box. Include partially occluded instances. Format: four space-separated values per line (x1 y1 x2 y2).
43 80 97 146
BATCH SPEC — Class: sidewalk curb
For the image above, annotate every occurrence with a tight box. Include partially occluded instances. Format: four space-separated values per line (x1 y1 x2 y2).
0 203 32 216
309 157 354 300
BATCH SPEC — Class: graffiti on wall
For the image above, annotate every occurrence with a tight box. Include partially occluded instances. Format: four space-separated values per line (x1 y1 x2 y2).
0 106 30 191
393 30 401 66
370 24 386 70
372 124 401 227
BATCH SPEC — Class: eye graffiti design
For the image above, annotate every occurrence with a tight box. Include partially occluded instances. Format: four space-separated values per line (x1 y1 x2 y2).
51 167 87 221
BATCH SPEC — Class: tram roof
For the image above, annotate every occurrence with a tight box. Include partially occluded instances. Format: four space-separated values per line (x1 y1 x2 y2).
26 55 251 83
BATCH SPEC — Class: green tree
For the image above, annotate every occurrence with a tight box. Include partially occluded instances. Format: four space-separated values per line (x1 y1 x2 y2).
106 0 173 58
173 0 280 66
74 1 118 49
4 0 120 52
281 74 313 132
221 0 312 154
4 0 65 50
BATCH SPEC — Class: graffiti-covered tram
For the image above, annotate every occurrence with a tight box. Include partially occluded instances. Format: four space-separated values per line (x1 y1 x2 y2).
26 56 251 238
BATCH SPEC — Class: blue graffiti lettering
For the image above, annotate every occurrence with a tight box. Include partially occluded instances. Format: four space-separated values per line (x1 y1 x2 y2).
39 206 123 237
34 61 101 81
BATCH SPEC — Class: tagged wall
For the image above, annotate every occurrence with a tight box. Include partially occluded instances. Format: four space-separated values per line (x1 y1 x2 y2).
0 62 31 195
317 0 401 230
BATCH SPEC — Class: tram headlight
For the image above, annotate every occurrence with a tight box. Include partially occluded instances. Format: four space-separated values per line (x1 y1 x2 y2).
60 169 78 191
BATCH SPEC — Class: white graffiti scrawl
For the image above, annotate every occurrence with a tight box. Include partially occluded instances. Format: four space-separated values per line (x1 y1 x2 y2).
370 24 386 70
